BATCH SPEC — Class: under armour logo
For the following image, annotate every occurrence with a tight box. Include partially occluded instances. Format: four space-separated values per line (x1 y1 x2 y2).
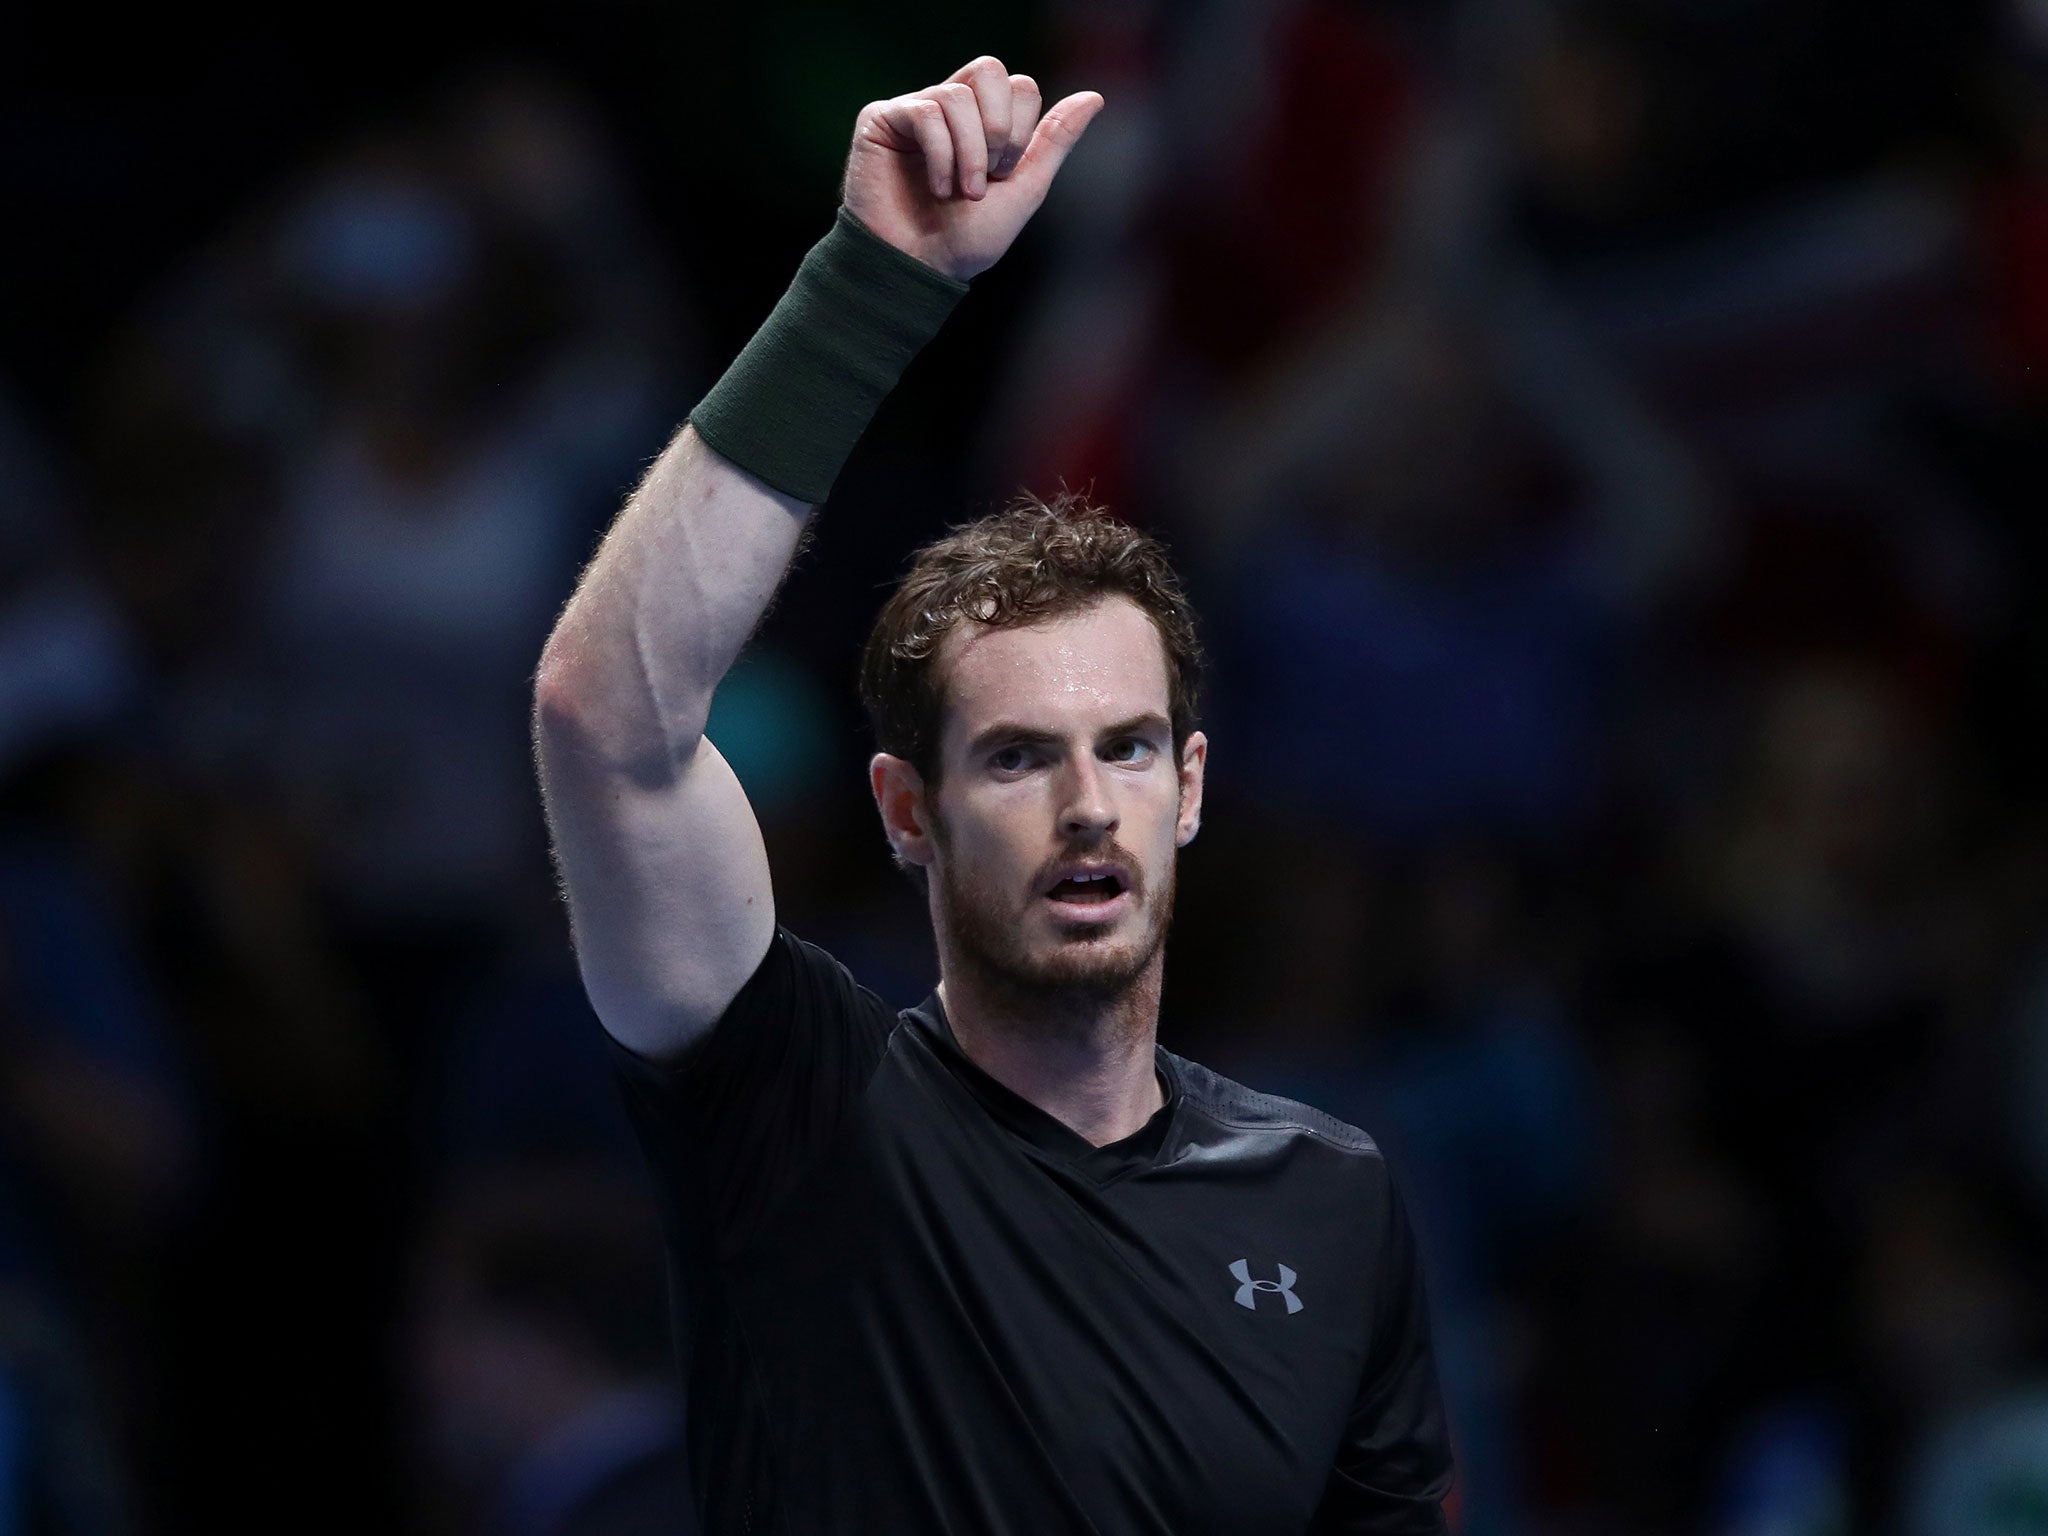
1230 1259 1304 1314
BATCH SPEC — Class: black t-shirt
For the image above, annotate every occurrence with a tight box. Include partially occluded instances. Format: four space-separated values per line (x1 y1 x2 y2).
606 926 1456 1534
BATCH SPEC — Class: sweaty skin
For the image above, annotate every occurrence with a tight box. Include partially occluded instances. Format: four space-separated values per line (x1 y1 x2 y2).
872 596 1206 1146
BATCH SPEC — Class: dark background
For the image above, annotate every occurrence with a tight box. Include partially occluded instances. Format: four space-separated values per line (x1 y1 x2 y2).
7 1 2048 1532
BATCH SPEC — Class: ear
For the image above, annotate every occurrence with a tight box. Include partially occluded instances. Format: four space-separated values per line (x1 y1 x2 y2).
1175 730 1207 847
870 752 937 870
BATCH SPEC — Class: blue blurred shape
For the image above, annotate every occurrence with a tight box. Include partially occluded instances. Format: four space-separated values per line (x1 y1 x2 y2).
1710 1396 1850 1536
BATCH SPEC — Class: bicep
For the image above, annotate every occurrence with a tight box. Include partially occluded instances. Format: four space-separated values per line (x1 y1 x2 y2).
538 725 776 1058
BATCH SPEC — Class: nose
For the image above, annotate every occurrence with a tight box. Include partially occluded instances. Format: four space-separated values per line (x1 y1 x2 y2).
1058 754 1118 840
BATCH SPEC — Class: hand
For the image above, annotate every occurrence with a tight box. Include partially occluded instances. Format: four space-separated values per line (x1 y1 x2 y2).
841 55 1104 282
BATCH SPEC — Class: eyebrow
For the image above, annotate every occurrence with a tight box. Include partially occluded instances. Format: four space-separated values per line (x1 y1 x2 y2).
966 712 1173 757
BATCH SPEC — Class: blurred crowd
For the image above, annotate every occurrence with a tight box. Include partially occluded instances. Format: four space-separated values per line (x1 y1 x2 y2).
7 0 2048 1531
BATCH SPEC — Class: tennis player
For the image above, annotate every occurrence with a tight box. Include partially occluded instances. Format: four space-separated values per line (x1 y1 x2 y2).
532 54 1457 1534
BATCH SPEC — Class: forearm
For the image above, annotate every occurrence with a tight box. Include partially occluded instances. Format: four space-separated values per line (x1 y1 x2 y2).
534 205 972 777
534 425 806 778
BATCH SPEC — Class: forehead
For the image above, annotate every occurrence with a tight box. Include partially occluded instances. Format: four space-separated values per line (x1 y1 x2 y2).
936 596 1172 748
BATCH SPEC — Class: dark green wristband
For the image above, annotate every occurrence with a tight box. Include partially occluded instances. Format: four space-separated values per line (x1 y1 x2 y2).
687 206 971 504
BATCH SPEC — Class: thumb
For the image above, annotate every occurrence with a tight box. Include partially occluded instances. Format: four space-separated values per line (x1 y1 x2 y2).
1006 90 1105 206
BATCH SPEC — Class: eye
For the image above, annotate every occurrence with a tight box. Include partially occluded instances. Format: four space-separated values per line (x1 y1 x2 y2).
1104 736 1156 764
990 743 1039 773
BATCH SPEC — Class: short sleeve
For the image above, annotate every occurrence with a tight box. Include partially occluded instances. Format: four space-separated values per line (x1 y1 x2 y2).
603 925 896 1255
1309 1166 1459 1533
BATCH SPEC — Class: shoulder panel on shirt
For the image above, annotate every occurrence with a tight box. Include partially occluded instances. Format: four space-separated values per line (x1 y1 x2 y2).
1165 1050 1384 1156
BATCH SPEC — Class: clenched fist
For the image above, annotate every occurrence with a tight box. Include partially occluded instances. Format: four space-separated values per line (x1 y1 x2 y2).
841 55 1104 282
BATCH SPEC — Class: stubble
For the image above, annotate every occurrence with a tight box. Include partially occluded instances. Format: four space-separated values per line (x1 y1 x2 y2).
932 818 1176 1041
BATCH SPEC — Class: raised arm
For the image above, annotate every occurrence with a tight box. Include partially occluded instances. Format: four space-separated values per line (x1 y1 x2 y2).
532 58 1102 1059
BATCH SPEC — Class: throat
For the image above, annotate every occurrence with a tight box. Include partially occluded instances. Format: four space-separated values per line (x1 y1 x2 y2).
934 973 1166 1147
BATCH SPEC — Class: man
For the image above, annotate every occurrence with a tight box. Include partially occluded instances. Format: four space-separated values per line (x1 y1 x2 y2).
532 54 1457 1535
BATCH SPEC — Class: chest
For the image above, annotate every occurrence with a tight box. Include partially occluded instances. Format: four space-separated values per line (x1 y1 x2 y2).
739 1061 1378 1531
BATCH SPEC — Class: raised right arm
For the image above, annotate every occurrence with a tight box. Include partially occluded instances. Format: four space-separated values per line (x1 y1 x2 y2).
532 424 804 1058
532 58 1102 1060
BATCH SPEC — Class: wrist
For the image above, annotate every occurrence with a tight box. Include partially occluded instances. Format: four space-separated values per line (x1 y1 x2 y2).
687 206 971 504
834 203 963 285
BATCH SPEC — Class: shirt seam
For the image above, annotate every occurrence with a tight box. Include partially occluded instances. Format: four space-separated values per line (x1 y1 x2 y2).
1175 1102 1385 1160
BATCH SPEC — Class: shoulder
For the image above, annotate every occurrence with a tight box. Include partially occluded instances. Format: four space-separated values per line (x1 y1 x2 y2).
607 924 900 1085
1163 1050 1385 1159
772 926 900 1009
717 924 900 1026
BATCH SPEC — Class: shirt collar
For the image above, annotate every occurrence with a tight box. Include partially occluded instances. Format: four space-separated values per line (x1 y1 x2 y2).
902 989 1182 1184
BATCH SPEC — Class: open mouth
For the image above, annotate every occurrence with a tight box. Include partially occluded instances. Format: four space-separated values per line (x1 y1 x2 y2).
1045 871 1126 904
1040 872 1138 921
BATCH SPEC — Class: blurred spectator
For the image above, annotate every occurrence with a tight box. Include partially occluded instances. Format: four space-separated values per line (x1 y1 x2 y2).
56 64 698 1530
0 384 194 1535
979 0 1426 519
1665 656 1977 1231
234 106 673 940
87 69 693 1025
406 1160 694 1536
1862 1165 2048 1530
1901 1389 2048 1536
0 387 139 779
0 848 162 1536
1706 1395 1852 1536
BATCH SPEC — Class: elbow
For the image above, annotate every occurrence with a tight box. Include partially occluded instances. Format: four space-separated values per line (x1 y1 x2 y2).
532 640 597 748
532 639 708 779
532 639 587 733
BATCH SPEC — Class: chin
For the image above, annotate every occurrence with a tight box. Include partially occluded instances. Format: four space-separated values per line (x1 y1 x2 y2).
937 857 1174 1007
1009 919 1161 998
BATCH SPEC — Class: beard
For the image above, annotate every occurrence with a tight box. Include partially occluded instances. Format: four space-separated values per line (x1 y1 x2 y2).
931 819 1177 1023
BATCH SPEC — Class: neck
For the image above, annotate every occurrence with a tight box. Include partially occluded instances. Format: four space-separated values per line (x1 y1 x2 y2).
936 951 1166 1147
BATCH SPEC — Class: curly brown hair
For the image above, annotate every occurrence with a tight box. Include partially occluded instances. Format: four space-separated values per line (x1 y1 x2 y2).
858 490 1204 793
